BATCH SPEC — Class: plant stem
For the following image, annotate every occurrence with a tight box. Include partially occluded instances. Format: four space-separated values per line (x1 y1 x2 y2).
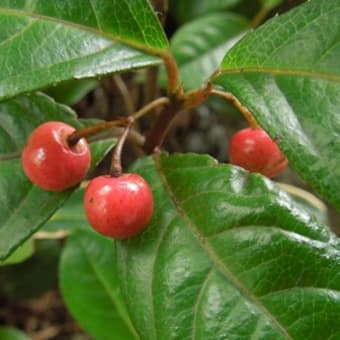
143 98 183 153
210 89 260 129
67 118 129 146
163 52 182 96
146 66 160 105
143 85 213 153
132 97 169 119
183 83 213 110
67 97 169 147
110 119 134 177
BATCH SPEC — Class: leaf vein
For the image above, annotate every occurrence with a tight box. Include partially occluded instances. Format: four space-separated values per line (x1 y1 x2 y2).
154 155 293 339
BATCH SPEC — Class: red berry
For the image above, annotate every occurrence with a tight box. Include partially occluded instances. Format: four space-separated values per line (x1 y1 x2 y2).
22 121 91 191
84 174 154 239
229 128 288 178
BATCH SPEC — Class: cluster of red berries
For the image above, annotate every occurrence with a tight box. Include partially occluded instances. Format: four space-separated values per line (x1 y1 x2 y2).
22 121 153 239
21 122 286 239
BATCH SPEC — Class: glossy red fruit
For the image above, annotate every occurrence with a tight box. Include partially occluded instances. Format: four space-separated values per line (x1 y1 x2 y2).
84 174 154 239
229 127 288 178
22 121 91 191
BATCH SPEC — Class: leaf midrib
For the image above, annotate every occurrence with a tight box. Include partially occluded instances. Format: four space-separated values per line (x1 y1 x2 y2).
0 7 166 57
154 155 293 340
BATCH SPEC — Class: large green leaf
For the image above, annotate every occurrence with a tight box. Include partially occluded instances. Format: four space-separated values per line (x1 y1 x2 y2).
212 0 340 208
0 0 168 100
115 153 340 339
0 93 115 260
171 13 249 90
60 229 138 340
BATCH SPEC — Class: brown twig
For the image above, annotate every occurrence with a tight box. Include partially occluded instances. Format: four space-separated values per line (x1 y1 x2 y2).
145 67 160 105
67 118 129 146
163 52 182 96
143 85 214 153
68 97 169 147
132 96 169 120
143 97 183 153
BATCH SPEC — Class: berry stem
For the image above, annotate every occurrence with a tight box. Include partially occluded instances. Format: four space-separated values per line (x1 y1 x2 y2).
67 118 129 147
67 97 169 148
210 89 260 129
132 96 169 119
110 118 134 177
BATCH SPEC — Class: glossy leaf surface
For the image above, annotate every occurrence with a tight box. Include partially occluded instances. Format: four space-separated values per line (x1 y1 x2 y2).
115 153 340 339
60 229 138 340
0 93 115 260
171 13 248 89
213 0 340 208
0 0 167 100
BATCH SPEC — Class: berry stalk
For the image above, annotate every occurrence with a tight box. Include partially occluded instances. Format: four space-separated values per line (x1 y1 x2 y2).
110 118 134 177
210 89 260 129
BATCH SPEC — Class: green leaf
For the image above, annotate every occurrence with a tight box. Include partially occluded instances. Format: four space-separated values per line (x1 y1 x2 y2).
42 186 88 233
60 228 138 340
0 327 29 340
212 0 340 208
0 238 34 266
0 0 168 100
171 13 249 90
0 93 115 260
115 153 340 339
170 0 242 24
